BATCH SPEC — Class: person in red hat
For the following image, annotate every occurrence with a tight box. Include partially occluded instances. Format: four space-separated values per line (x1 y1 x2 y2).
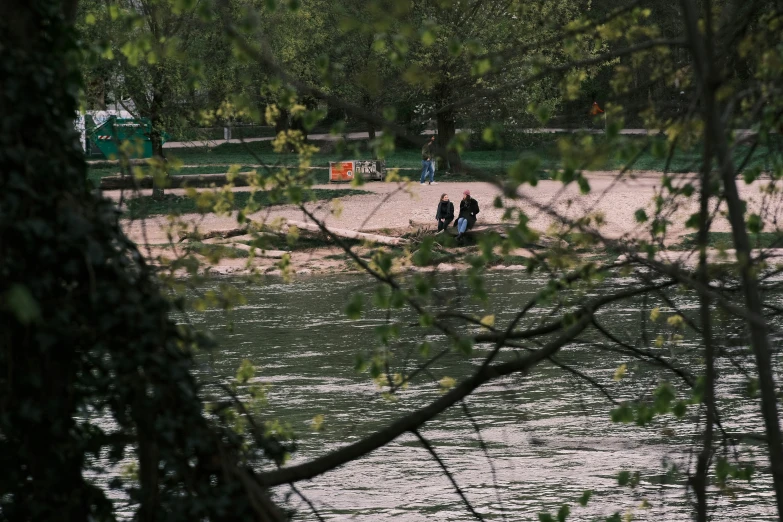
454 190 480 242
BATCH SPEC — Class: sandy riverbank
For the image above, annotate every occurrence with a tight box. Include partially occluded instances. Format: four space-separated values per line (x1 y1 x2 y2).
114 171 783 276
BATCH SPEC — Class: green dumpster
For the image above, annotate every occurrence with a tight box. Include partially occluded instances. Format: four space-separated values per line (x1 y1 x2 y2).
90 116 160 159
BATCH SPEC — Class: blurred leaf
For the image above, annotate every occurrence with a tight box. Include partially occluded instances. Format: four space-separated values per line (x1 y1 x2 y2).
3 285 41 325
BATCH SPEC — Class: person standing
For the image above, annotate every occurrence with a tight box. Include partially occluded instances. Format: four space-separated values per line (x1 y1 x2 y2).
420 135 437 185
435 193 454 232
455 190 479 242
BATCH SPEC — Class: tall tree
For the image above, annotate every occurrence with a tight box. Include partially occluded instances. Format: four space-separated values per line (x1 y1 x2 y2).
2 1 289 520
78 0 238 196
399 0 584 171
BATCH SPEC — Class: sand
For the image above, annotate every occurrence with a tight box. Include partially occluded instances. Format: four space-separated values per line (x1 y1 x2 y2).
110 171 783 275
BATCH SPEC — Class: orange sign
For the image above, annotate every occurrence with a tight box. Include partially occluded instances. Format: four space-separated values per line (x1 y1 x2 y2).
329 161 354 182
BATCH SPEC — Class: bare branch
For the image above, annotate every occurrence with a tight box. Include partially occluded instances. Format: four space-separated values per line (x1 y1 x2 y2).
460 401 507 522
412 430 486 522
258 311 593 487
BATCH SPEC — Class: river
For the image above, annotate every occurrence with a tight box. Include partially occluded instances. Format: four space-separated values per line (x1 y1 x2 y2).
180 272 777 521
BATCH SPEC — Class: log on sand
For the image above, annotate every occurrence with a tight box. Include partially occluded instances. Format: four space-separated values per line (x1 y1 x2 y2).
178 227 251 242
229 244 287 258
284 220 408 246
179 220 407 247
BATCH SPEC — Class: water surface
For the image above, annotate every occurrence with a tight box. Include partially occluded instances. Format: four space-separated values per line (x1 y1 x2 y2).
188 272 776 521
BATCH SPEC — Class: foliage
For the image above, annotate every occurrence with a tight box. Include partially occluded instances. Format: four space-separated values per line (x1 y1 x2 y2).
1 2 292 520
6 0 783 520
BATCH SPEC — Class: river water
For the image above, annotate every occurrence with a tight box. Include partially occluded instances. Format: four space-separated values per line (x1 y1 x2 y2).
180 271 778 521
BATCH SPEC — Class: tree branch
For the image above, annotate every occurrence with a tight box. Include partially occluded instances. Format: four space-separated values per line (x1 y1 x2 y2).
412 430 485 522
257 311 593 487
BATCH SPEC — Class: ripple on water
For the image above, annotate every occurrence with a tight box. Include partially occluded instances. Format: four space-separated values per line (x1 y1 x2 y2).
95 273 781 520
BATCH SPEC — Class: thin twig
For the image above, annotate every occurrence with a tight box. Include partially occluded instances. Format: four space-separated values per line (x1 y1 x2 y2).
412 429 486 522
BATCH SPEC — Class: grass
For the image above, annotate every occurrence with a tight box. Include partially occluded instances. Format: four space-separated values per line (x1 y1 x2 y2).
88 132 783 186
124 188 369 219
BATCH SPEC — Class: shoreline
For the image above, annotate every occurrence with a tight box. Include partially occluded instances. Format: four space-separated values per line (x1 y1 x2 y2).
118 172 783 278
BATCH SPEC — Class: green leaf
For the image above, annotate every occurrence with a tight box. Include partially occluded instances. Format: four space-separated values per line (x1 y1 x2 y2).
577 176 590 194
390 289 405 309
311 414 325 431
651 138 667 158
482 127 495 144
617 470 631 486
557 504 570 522
672 400 687 418
748 213 763 234
634 209 648 223
236 359 255 384
745 377 759 398
354 352 367 372
373 286 391 308
684 213 700 229
538 514 555 522
419 314 434 327
454 337 473 355
375 323 400 344
382 106 396 121
413 237 434 266
530 104 551 124
4 284 41 325
653 382 676 413
472 58 492 76
577 490 592 506
610 403 633 423
447 38 462 56
743 165 762 184
345 294 363 320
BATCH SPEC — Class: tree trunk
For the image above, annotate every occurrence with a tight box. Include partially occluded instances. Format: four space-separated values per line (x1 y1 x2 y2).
681 0 783 517
290 113 308 141
275 108 290 134
325 102 344 126
150 119 166 200
368 122 377 159
0 0 95 519
436 107 461 173
89 77 107 110
693 126 715 522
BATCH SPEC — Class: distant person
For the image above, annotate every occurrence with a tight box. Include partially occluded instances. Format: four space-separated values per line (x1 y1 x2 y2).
435 193 454 232
455 190 479 242
420 135 437 185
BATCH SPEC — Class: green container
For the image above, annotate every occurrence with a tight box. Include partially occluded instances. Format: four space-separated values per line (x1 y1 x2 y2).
90 116 157 159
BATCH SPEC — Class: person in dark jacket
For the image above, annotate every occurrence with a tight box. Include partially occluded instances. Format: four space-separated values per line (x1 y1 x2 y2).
455 190 479 241
435 193 454 232
420 135 437 185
